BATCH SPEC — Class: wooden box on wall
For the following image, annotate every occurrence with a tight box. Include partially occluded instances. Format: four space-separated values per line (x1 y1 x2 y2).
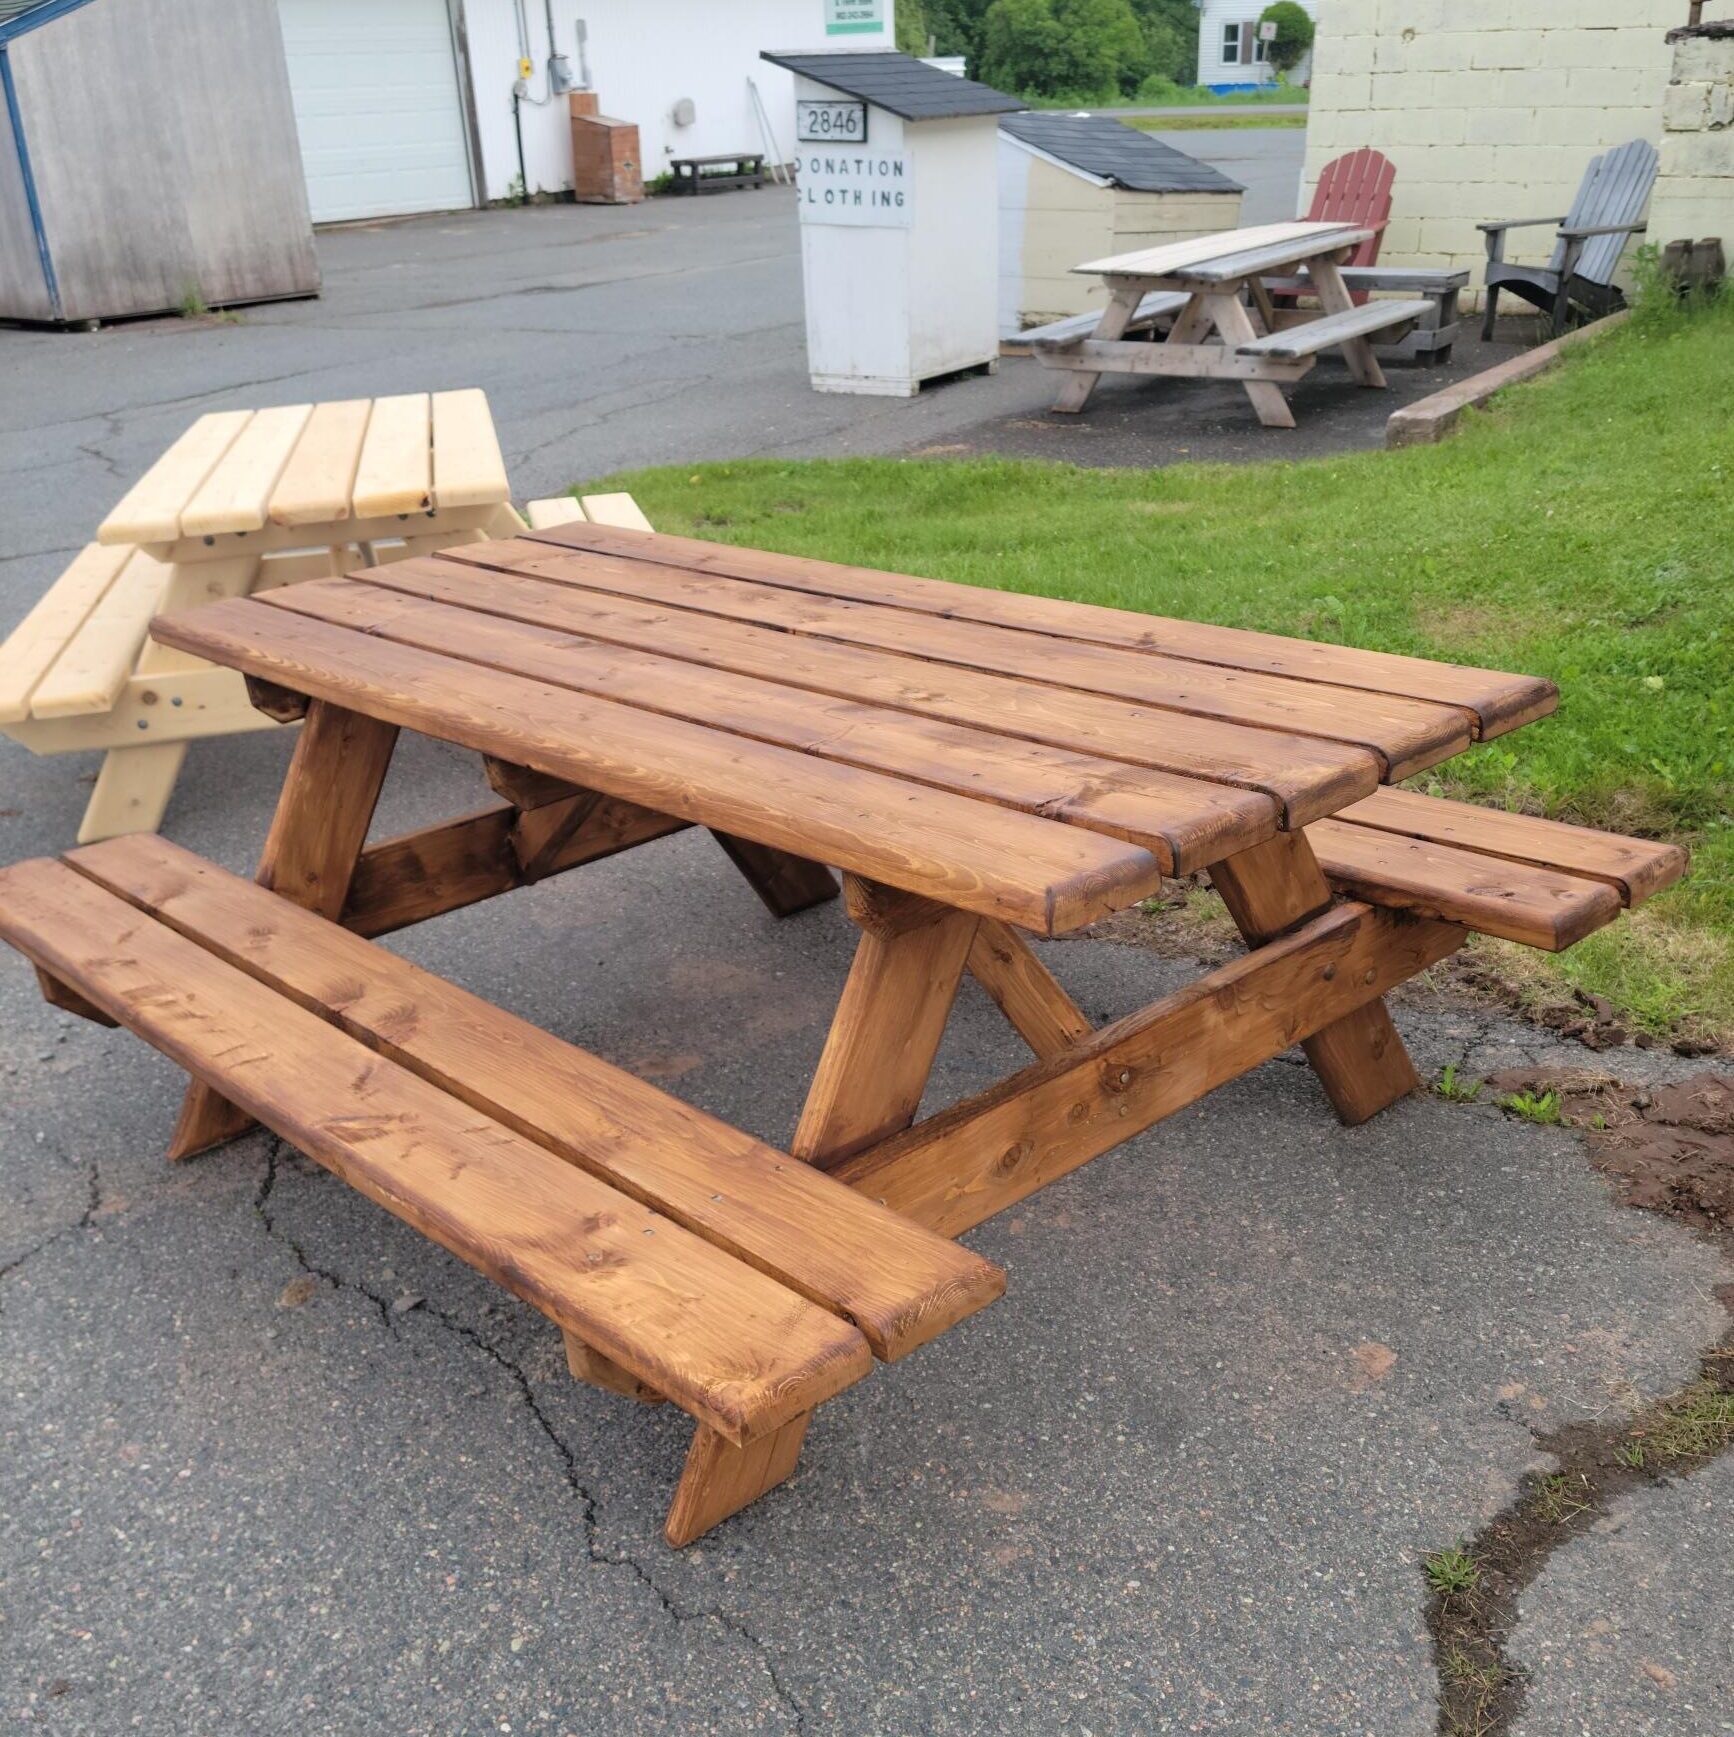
569 93 643 205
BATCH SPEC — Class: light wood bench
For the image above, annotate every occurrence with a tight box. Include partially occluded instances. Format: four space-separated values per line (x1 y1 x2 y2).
1234 298 1433 363
1310 787 1686 951
0 833 1003 1545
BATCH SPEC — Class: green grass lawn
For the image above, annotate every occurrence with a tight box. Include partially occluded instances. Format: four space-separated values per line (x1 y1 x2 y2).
1127 113 1308 131
1024 85 1307 110
591 299 1734 1043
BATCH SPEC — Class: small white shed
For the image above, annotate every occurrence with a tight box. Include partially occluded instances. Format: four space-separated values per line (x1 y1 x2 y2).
762 50 1021 396
998 112 1242 339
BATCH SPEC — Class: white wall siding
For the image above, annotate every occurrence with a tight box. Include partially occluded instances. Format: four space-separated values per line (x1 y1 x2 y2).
1197 0 1318 88
464 0 895 202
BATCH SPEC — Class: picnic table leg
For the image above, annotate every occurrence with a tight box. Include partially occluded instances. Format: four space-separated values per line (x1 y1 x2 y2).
1209 830 1420 1125
1164 291 1216 347
167 699 399 1159
1308 255 1388 388
710 832 840 917
791 876 979 1169
1202 293 1297 430
76 553 263 844
665 1413 812 1547
1050 282 1145 414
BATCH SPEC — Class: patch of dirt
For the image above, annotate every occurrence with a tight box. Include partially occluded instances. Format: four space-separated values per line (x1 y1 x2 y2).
1480 1068 1734 1238
1425 1067 1734 1736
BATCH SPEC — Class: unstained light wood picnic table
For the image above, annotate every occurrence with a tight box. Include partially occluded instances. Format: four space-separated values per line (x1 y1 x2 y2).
0 391 519 842
0 520 1686 1544
1036 219 1439 428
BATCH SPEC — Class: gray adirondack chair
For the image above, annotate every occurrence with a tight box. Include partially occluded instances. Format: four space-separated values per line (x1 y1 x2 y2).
1478 140 1658 340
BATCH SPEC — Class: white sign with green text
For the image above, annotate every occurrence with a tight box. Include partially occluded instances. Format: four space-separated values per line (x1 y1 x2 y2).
824 0 885 36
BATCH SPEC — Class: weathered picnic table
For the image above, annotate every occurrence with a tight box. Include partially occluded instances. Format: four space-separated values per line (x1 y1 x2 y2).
1033 219 1437 427
0 522 1685 1545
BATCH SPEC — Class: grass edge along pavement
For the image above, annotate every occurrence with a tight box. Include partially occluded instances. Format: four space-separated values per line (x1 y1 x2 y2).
590 294 1734 1048
1126 111 1308 131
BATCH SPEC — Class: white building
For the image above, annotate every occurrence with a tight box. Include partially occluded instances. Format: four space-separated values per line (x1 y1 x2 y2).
1195 0 1316 92
275 0 897 224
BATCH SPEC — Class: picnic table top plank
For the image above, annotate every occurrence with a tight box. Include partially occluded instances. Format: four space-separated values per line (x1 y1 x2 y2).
268 399 374 526
98 411 252 545
151 596 1166 935
350 392 432 519
264 576 1279 874
526 523 1556 739
451 539 1478 781
430 388 510 511
179 403 314 537
352 555 1383 827
1074 220 1370 281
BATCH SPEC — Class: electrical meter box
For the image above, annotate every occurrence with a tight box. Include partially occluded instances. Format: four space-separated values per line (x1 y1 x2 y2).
761 50 1022 396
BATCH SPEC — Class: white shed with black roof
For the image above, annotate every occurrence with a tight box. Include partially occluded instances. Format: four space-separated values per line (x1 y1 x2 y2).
998 111 1243 340
761 48 1022 396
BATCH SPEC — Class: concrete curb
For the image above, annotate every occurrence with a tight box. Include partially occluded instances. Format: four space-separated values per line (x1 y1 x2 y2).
1384 309 1631 449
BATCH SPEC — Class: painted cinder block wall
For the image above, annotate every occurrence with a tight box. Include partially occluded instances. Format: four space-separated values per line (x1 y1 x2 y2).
1303 0 1729 301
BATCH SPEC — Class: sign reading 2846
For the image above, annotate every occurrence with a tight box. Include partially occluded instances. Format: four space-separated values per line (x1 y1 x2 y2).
796 100 868 144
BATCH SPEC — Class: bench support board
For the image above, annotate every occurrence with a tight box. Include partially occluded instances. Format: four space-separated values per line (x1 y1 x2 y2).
666 1413 811 1548
563 1332 666 1405
832 900 1463 1237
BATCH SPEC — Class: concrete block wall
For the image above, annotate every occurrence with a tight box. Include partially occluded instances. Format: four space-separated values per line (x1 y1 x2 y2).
1649 25 1734 249
1303 0 1732 300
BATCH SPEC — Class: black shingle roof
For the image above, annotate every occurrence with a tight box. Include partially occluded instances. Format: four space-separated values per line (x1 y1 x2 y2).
760 50 1022 121
1000 112 1243 195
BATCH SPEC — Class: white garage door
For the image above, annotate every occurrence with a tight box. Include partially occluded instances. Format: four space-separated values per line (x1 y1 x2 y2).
279 0 474 223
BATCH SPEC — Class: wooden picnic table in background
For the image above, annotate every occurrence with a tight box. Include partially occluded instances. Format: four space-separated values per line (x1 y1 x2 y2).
1036 220 1439 428
0 392 518 842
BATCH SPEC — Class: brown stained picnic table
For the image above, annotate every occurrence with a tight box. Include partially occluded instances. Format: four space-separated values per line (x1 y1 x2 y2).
143 515 1564 1179
11 519 1686 1543
1044 220 1435 428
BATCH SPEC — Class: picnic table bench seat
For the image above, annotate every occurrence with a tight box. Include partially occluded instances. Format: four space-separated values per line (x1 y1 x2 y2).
1259 267 1468 361
1018 291 1190 352
0 834 1004 1546
1234 298 1432 362
1312 787 1686 951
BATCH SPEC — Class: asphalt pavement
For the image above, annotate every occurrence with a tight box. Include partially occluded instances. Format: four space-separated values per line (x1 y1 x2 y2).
1 131 1728 1736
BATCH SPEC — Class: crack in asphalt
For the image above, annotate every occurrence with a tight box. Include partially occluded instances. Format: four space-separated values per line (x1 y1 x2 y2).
0 1135 103 1317
251 1137 808 1733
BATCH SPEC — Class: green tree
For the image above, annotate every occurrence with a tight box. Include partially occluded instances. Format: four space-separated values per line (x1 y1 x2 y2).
895 0 931 55
1258 1 1315 75
1131 0 1197 84
977 0 1149 100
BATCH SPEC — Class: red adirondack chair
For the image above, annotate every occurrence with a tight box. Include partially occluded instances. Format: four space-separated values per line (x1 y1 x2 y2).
1273 148 1396 305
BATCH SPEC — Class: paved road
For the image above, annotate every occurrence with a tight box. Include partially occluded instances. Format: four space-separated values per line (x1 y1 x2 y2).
1 163 1728 1737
